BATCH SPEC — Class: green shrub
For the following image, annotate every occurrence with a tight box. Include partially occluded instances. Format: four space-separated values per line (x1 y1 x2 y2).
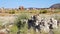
39 10 48 14
9 10 15 14
14 13 30 34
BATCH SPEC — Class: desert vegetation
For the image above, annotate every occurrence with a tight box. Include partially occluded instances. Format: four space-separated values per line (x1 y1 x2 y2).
0 4 60 34
0 13 60 34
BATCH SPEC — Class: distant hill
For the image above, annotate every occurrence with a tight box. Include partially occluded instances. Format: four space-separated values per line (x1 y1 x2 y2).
50 3 60 9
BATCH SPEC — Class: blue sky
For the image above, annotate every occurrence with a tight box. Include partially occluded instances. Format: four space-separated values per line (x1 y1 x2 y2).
0 0 60 8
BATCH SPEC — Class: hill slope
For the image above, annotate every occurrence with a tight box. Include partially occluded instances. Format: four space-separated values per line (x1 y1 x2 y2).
50 3 60 9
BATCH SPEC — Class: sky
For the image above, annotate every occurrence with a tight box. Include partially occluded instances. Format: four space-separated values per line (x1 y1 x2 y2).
0 0 60 8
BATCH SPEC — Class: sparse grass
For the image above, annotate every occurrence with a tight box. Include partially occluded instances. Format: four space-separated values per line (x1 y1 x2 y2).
53 27 60 34
0 9 60 16
10 25 18 34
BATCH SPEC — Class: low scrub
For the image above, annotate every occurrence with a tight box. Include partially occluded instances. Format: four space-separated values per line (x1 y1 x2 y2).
9 10 15 14
39 10 48 14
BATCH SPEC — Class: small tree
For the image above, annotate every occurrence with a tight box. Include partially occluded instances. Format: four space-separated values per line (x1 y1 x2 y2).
15 13 30 34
